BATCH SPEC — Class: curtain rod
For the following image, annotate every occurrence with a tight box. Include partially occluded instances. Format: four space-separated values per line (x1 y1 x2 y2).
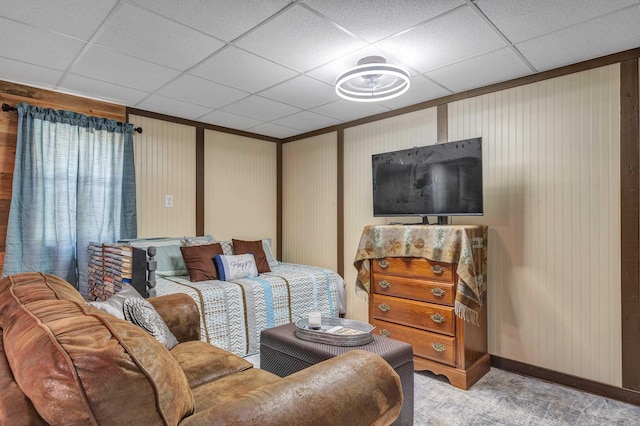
2 103 143 133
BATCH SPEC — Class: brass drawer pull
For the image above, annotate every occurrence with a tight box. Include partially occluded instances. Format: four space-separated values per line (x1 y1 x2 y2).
431 287 446 297
432 342 447 352
379 280 391 289
430 313 446 324
431 265 446 275
380 329 391 337
378 303 391 312
378 260 390 269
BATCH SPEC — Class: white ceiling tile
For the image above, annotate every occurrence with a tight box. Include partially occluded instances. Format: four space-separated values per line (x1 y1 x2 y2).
376 5 505 73
157 74 248 109
378 75 452 110
475 0 638 44
304 0 464 42
516 7 640 71
95 3 224 70
190 47 298 92
273 111 340 132
260 75 337 109
199 110 264 131
311 100 390 122
70 45 180 92
0 57 64 89
0 17 86 70
236 5 367 72
59 74 149 106
1 1 638 138
307 45 416 86
130 0 292 41
247 122 302 139
426 48 531 93
136 94 212 120
222 96 302 122
0 0 118 41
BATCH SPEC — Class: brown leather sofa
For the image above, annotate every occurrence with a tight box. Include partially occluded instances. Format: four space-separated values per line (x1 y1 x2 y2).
0 272 403 425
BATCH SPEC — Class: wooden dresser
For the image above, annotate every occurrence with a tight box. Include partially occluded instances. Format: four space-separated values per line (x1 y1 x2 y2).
368 255 489 390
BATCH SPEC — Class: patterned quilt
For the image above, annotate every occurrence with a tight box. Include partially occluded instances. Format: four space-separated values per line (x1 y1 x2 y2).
155 262 344 356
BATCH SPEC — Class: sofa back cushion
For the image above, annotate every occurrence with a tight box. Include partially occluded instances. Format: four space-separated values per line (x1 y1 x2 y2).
0 329 47 425
0 273 195 425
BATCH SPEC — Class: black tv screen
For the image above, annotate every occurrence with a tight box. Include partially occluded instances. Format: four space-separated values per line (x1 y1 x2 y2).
372 138 483 219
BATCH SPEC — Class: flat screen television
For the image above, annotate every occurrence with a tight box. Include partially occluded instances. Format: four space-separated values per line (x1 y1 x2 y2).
372 137 483 224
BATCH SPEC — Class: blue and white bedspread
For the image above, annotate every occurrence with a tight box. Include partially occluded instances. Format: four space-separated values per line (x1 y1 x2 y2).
155 262 345 356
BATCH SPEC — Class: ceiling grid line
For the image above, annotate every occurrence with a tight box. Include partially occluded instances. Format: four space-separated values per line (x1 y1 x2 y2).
464 0 538 73
55 0 131 88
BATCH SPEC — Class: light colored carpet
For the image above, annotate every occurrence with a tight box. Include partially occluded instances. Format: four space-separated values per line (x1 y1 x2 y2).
244 354 640 425
413 369 640 425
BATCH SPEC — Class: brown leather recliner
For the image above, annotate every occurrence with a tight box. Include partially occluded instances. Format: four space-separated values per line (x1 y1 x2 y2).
0 272 402 425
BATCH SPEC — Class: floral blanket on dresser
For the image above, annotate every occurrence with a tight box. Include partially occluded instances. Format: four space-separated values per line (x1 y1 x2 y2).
354 224 488 325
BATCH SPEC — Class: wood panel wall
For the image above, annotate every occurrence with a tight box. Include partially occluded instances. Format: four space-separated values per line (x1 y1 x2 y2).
448 65 622 386
282 132 338 270
203 130 277 247
620 58 640 390
0 80 126 272
129 114 196 238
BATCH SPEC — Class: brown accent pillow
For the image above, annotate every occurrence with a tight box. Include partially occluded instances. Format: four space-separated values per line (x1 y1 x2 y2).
180 243 224 282
232 239 271 273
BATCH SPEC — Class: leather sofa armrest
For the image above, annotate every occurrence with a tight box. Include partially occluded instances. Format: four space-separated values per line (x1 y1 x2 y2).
180 350 403 426
147 293 201 343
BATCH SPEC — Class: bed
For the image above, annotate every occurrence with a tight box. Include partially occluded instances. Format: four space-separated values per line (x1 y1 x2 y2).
125 237 345 357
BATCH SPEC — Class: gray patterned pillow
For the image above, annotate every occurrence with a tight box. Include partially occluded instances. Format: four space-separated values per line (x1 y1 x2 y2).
87 285 143 319
182 235 216 246
262 238 279 268
219 240 234 256
123 298 179 350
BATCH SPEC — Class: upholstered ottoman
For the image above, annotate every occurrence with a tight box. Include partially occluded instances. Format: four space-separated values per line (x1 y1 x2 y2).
260 322 414 426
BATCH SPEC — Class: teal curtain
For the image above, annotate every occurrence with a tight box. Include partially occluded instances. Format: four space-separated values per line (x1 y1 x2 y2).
2 103 137 297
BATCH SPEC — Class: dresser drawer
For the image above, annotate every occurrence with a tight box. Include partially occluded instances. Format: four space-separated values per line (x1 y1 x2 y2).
371 319 456 367
372 274 455 306
371 294 455 336
371 257 454 282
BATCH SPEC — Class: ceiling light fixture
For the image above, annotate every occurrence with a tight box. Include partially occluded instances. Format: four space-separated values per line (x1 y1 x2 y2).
335 56 410 102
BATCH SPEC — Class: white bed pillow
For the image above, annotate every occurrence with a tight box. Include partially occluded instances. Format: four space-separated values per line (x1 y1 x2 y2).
214 254 259 281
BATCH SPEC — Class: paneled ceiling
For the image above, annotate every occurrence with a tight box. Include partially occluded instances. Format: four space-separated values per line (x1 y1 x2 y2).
1 0 639 138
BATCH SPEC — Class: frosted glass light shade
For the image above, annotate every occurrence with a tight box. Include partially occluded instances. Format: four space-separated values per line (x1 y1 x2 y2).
335 56 410 102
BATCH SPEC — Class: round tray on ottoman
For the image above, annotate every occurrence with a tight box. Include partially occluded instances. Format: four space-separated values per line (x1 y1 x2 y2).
294 317 374 346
